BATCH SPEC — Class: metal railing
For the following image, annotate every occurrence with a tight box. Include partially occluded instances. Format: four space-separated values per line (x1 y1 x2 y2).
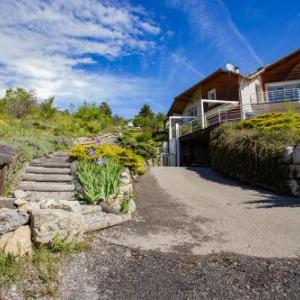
178 97 300 137
250 88 300 103
179 102 241 137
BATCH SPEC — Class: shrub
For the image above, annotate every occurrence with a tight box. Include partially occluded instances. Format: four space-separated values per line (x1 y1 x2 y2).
238 112 300 132
76 159 123 204
69 145 145 174
118 131 160 161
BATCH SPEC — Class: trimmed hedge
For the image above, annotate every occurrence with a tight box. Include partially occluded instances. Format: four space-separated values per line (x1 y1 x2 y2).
210 115 300 194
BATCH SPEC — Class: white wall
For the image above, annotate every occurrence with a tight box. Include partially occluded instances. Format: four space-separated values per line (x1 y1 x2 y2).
240 76 263 108
182 86 203 116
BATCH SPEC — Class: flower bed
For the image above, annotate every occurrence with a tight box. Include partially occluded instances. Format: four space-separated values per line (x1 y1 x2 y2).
69 144 145 175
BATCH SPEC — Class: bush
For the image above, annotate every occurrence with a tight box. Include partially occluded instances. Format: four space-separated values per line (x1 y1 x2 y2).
118 131 160 161
69 144 145 175
76 159 123 204
238 112 300 132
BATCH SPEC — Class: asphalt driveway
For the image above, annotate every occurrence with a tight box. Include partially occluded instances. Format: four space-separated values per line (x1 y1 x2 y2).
59 167 300 299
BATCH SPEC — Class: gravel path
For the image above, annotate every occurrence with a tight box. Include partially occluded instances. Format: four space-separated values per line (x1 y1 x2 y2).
59 167 300 299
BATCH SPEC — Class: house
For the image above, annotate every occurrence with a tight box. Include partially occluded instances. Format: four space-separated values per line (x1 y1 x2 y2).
165 48 300 166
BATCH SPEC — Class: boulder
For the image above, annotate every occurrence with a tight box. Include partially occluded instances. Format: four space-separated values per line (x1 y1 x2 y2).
14 190 27 199
287 179 300 196
118 184 133 195
282 146 294 164
127 199 137 214
80 205 102 215
0 208 29 235
39 199 81 212
17 202 40 213
30 209 85 244
0 226 32 257
292 145 300 164
14 198 28 207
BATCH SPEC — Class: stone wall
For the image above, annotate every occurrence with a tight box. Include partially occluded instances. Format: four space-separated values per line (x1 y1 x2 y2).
0 144 16 194
280 145 300 196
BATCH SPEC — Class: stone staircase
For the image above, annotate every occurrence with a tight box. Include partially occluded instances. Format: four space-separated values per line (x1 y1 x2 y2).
19 151 75 200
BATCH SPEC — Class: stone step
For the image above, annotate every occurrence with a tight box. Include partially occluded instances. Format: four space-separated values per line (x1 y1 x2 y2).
29 161 71 168
25 166 71 174
19 182 75 192
31 158 71 164
22 173 72 182
26 191 75 201
84 213 132 233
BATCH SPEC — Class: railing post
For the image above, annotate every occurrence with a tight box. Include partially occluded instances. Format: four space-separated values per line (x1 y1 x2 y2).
218 109 221 124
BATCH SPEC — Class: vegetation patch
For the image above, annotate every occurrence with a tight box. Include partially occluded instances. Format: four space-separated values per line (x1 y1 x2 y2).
76 159 123 205
69 144 145 175
118 131 161 162
0 236 88 298
210 113 300 194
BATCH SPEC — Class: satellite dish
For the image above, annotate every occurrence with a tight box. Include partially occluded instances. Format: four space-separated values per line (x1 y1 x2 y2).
225 63 235 72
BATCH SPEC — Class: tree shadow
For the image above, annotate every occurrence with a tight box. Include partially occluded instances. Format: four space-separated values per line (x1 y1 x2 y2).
186 166 300 209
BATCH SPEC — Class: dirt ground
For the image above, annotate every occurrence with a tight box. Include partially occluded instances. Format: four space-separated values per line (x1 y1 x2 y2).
59 167 300 299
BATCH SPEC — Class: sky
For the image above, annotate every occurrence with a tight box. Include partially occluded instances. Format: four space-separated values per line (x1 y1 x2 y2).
0 0 299 117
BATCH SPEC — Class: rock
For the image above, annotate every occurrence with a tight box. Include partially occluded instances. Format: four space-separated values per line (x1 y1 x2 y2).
287 179 300 196
0 208 29 235
84 213 132 233
118 184 133 194
282 146 294 164
30 209 85 244
99 202 121 215
39 199 81 212
120 177 131 185
17 202 40 213
292 145 300 164
14 198 28 207
0 226 32 257
0 197 16 209
80 205 102 215
14 190 27 199
127 199 137 214
121 169 131 178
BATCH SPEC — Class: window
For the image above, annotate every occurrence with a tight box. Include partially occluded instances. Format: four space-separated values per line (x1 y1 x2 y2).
188 107 197 117
208 88 216 100
266 81 300 102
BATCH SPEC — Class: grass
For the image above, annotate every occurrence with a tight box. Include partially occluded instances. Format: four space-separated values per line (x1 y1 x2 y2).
76 158 123 205
0 236 88 298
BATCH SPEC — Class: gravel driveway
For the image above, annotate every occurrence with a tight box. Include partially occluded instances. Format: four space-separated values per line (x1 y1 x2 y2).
59 167 300 299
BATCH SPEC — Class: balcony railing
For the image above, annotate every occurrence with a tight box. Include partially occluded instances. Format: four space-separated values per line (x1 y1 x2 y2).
179 103 241 137
250 88 300 103
178 94 300 137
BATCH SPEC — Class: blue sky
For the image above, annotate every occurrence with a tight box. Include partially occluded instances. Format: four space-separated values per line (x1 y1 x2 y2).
0 0 299 117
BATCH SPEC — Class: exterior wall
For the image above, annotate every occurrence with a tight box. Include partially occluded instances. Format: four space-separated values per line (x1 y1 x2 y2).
240 76 263 108
181 72 240 115
182 86 202 116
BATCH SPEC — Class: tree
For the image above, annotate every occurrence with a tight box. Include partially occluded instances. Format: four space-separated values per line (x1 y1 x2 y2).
138 104 154 118
40 97 57 119
154 112 166 131
99 102 112 117
2 88 37 118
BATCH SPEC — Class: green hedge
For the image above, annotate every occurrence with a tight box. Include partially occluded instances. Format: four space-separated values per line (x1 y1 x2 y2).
210 117 300 194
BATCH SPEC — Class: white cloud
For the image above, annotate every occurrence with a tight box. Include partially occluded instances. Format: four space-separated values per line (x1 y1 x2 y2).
167 0 263 69
0 0 162 116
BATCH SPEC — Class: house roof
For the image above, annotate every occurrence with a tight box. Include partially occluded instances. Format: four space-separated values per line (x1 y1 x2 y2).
167 69 242 116
167 48 300 116
248 48 300 79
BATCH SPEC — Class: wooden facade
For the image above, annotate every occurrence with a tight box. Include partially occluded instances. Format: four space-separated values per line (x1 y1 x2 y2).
168 69 241 116
261 49 300 89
